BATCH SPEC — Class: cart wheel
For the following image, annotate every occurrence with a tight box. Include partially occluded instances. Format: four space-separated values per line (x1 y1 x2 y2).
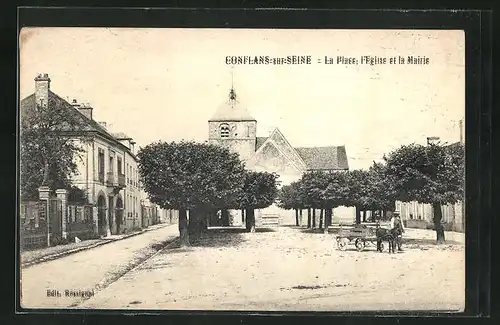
355 239 365 252
337 238 348 251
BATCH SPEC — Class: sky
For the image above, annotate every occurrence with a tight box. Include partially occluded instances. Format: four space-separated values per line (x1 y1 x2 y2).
19 28 465 170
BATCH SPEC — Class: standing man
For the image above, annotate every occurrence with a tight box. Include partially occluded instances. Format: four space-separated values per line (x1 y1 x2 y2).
390 212 405 251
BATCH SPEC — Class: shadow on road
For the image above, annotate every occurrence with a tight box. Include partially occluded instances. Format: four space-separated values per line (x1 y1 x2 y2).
300 228 340 235
160 227 279 254
403 238 463 246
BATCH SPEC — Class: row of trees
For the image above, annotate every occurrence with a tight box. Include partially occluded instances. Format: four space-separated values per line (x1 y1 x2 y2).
277 165 394 230
137 141 278 246
278 142 465 244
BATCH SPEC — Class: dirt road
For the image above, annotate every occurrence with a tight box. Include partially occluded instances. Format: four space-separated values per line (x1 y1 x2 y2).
77 226 465 311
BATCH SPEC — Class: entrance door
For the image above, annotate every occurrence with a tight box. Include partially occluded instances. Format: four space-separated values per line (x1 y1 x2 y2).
97 195 106 236
115 197 123 234
108 196 114 234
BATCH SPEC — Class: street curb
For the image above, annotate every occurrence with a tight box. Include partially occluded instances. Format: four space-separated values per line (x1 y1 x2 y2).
21 223 175 268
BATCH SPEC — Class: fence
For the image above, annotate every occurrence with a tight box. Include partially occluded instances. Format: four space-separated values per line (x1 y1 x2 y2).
66 204 95 240
20 200 48 250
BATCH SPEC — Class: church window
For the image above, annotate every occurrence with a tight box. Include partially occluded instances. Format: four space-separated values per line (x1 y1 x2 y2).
220 123 230 138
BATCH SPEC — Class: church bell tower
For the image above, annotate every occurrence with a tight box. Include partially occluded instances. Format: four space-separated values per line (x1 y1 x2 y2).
208 83 257 162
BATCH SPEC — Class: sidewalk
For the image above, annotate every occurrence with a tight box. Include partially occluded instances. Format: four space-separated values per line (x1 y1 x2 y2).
20 223 173 267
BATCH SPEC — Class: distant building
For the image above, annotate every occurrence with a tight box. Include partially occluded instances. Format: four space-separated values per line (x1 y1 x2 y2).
20 73 174 237
208 87 354 225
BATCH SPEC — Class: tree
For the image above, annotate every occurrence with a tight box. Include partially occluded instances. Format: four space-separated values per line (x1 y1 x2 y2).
239 171 278 232
137 141 246 246
347 163 398 222
345 170 372 224
277 181 303 226
20 95 88 200
321 171 350 231
384 142 465 244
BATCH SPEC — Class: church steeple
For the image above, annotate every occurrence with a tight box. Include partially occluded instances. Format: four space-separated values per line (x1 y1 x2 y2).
229 87 237 101
208 70 257 161
209 70 255 122
228 69 237 102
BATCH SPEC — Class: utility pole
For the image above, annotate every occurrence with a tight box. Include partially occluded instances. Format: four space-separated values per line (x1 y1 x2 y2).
459 119 464 144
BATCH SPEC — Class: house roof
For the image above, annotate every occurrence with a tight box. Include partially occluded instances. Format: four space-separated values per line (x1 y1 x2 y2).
294 146 349 170
209 89 256 122
20 91 135 157
112 132 132 140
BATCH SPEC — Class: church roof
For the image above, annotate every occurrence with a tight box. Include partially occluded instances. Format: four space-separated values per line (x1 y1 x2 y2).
255 137 268 150
254 133 349 171
294 146 349 170
209 88 256 122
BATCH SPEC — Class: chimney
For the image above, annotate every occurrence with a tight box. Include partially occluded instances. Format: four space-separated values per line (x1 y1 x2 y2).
72 99 94 120
130 140 136 154
426 136 440 146
34 73 51 108
98 121 107 129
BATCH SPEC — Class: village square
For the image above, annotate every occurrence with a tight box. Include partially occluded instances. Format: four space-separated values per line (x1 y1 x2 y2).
19 29 465 312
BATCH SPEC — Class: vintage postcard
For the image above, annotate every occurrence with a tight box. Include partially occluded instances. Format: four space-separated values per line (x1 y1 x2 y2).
18 28 465 312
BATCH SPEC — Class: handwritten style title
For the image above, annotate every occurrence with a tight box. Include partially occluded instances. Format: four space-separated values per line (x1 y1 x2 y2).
225 55 430 65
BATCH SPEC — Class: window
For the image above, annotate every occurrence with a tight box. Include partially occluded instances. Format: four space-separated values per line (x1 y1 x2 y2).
220 123 230 138
98 149 105 182
109 156 114 174
117 157 122 175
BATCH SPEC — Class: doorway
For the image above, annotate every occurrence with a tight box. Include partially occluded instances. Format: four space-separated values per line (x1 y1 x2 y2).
97 195 106 236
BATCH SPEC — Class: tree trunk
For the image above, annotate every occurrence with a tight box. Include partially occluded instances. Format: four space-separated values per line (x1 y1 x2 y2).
221 209 230 227
362 210 367 223
295 209 299 226
432 202 446 244
312 208 316 228
307 208 311 228
241 209 245 224
299 209 303 226
245 208 255 233
355 206 361 224
188 208 204 237
178 209 189 247
319 209 324 229
324 208 331 234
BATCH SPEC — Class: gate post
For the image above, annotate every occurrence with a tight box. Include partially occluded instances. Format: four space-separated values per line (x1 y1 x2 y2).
38 186 51 247
92 206 98 236
55 189 68 239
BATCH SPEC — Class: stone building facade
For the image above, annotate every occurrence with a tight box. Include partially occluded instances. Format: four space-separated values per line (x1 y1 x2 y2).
21 73 170 237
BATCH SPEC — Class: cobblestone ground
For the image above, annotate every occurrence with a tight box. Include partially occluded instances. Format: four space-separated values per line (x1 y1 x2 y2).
20 224 179 308
76 226 465 312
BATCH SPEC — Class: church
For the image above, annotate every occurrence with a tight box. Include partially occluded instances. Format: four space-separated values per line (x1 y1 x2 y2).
208 87 355 225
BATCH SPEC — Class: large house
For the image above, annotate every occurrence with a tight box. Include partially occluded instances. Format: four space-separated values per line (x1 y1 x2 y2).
21 73 172 237
208 87 355 224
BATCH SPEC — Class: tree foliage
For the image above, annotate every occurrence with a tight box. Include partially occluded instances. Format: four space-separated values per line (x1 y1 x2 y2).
384 143 465 204
20 96 88 200
277 181 302 210
137 141 246 210
239 171 278 210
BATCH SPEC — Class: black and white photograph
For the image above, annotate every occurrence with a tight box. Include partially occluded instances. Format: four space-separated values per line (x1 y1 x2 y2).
18 27 465 312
